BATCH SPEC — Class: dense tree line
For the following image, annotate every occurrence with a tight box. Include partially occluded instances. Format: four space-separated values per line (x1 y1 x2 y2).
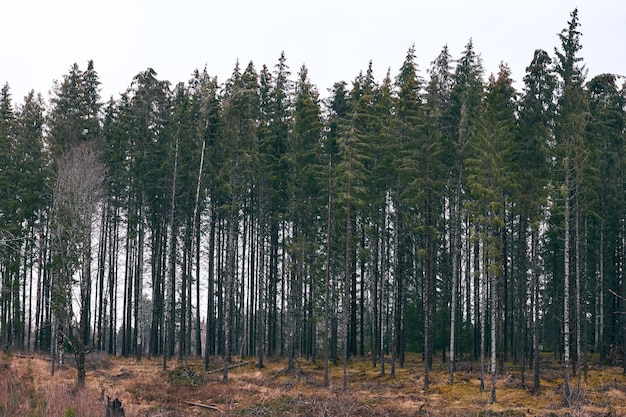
0 9 625 401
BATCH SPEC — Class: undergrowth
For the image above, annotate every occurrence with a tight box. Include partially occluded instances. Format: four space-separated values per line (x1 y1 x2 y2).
1 352 625 416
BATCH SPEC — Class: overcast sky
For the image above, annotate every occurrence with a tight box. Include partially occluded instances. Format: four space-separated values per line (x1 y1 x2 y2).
2 0 625 103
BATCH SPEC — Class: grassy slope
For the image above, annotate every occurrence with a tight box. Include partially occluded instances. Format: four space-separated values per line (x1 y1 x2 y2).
1 351 625 416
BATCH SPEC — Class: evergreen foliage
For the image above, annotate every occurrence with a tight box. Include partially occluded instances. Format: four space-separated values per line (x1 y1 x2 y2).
0 10 624 403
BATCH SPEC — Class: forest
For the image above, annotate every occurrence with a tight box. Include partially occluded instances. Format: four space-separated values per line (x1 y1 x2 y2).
0 8 625 405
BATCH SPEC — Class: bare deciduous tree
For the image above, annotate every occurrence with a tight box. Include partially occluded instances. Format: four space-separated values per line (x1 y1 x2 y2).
50 143 105 387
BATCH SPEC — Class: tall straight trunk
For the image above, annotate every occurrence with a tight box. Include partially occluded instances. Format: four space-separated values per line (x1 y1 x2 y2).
134 215 144 361
563 162 571 402
193 138 206 357
122 228 133 357
204 209 216 370
216 224 224 356
96 203 108 351
490 236 499 404
323 163 332 386
500 223 507 370
179 233 189 363
27 229 35 352
237 212 247 360
268 221 279 356
449 191 458 383
34 229 44 352
575 197 582 389
619 160 626 376
343 188 351 391
308 254 318 363
359 226 365 357
280 221 287 358
380 202 389 376
532 227 541 394
480 241 486 392
465 215 472 362
474 240 481 361
164 135 180 370
195 221 202 357
149 222 165 358
518 219 527 385
598 216 604 365
108 207 120 356
423 216 432 390
391 210 399 379
247 214 256 358
223 213 236 382
351 234 358 358
257 201 266 369
372 221 379 369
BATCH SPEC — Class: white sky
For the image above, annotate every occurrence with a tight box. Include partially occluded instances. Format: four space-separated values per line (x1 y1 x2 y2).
2 0 625 103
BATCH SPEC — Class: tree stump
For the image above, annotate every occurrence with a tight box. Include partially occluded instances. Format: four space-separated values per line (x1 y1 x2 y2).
105 396 125 417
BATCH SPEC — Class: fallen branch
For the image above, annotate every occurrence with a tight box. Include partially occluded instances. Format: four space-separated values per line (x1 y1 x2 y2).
183 401 223 413
206 361 249 374
610 288 626 302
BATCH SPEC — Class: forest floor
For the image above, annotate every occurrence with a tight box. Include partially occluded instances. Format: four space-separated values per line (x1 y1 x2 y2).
1 350 625 416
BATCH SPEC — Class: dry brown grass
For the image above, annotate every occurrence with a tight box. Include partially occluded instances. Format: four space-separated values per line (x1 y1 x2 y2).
2 350 625 417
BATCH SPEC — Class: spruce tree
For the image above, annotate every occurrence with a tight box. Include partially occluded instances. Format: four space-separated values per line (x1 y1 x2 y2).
516 48 556 394
553 8 589 401
466 64 517 403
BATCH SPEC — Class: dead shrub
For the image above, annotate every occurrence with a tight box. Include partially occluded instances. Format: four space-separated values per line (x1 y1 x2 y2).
167 365 205 387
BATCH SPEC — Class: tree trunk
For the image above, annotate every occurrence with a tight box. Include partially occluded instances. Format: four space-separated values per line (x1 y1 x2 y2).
449 193 458 384
223 214 235 383
490 239 498 404
480 240 486 392
204 209 216 371
343 192 351 390
532 227 541 394
164 135 180 369
563 165 571 403
193 138 206 358
323 162 332 386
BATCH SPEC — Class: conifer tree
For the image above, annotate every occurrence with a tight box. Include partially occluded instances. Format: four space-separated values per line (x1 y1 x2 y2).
516 48 556 394
553 8 588 401
322 81 348 386
290 64 324 364
448 39 484 383
466 64 517 403
392 47 424 375
219 61 260 381
14 90 49 352
424 45 453 383
0 83 19 350
46 62 103 385
586 73 625 368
